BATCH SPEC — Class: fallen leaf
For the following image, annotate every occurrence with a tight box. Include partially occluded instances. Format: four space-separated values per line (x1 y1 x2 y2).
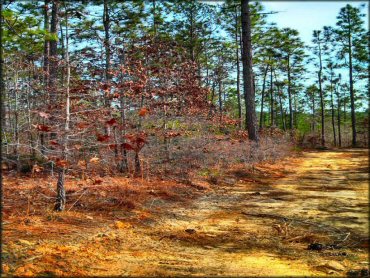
77 122 89 129
138 107 149 117
322 261 345 272
56 159 69 167
33 124 51 132
49 140 59 146
17 239 33 246
114 221 131 229
122 143 134 151
106 118 117 126
77 160 87 168
93 178 103 185
90 157 100 164
74 144 82 150
97 134 110 142
39 111 50 118
2 264 9 273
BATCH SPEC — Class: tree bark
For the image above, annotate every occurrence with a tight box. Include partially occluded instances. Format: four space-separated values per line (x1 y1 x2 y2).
189 5 195 62
259 65 268 129
241 0 258 142
336 88 342 147
59 21 65 83
119 52 128 173
329 74 336 146
293 93 298 129
43 0 50 88
235 6 241 128
347 12 356 146
27 65 35 158
49 0 59 101
40 0 50 155
152 0 157 36
277 85 286 131
218 76 223 123
208 80 216 118
317 39 325 146
318 72 325 146
55 5 70 211
103 0 111 110
0 0 4 167
54 169 66 211
287 55 293 130
134 152 141 176
269 65 274 127
312 93 315 132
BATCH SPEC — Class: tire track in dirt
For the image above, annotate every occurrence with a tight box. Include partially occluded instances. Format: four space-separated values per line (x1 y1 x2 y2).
88 149 368 276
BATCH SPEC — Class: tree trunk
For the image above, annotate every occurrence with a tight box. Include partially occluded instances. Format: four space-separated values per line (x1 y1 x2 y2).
54 169 66 211
152 0 157 36
205 51 209 88
241 0 258 142
55 5 70 212
119 115 128 173
27 65 35 158
41 0 50 155
318 72 325 146
336 88 342 147
312 94 315 132
119 52 128 173
347 18 356 146
59 21 65 83
337 98 342 147
317 39 325 146
208 80 216 118
277 86 286 131
259 65 268 129
235 6 241 128
103 0 110 84
134 152 141 176
287 56 293 130
49 0 59 144
189 5 195 62
163 95 170 162
343 97 347 123
13 72 21 172
0 0 4 160
269 65 274 127
330 75 336 146
293 93 298 129
103 0 111 111
218 77 223 123
43 0 50 80
49 0 59 100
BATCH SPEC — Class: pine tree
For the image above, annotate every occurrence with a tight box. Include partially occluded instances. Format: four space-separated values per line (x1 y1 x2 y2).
241 0 258 142
312 30 326 146
278 28 306 130
335 4 367 147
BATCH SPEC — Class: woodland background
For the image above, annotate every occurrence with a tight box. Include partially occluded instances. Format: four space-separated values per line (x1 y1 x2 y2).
1 0 368 210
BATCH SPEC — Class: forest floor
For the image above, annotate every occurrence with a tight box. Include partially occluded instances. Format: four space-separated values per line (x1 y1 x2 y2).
2 149 369 277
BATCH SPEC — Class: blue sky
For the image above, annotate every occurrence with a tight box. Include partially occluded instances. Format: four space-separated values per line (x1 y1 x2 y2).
259 1 368 104
261 1 369 46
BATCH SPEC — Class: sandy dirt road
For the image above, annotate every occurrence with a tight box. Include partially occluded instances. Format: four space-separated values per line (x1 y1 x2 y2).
88 149 369 276
3 149 369 276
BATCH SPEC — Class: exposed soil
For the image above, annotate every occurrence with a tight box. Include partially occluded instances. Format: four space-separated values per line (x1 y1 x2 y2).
2 149 369 276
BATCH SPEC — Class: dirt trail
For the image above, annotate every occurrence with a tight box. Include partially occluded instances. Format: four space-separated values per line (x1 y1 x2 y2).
89 149 369 276
4 149 369 276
